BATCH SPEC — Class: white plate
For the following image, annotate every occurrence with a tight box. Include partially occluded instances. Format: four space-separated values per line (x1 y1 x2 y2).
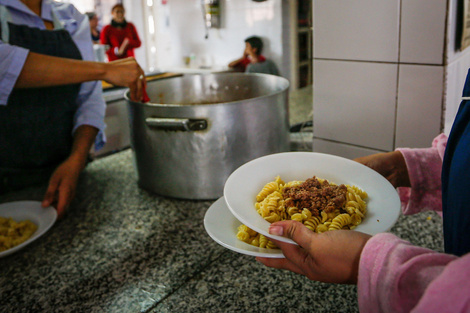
224 152 401 245
204 197 285 258
0 201 57 258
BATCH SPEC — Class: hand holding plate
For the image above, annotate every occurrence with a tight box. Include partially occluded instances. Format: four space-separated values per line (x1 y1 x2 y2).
256 220 371 284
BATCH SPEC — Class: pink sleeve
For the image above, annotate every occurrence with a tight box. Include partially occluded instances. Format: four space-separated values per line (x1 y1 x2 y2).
395 134 447 215
358 233 470 313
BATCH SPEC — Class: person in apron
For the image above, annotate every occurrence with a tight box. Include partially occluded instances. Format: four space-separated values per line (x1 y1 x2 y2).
256 70 470 310
0 0 146 217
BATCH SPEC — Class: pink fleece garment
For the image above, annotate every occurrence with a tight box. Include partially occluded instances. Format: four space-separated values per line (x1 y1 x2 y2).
358 134 470 312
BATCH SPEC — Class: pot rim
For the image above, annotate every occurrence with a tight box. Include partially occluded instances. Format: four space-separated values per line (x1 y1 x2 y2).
124 72 290 107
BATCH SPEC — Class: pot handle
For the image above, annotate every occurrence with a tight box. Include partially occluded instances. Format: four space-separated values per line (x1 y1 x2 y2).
145 117 207 131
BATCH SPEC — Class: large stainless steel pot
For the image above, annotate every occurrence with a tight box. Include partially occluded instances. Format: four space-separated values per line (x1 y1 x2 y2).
125 72 290 200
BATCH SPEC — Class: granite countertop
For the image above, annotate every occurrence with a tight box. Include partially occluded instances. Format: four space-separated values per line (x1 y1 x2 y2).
0 149 444 313
0 87 443 312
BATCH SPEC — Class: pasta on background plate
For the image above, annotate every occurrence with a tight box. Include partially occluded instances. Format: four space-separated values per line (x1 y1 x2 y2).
236 175 368 249
0 217 37 252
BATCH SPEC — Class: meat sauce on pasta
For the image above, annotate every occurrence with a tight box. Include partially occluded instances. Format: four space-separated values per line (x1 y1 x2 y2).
283 177 348 216
236 176 368 249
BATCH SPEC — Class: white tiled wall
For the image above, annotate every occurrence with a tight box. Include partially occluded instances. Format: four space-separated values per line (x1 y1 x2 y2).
313 139 383 160
395 65 443 148
399 0 447 65
313 60 397 151
313 0 400 62
313 0 470 159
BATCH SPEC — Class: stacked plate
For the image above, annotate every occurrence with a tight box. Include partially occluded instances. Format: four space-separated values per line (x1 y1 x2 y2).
204 152 401 258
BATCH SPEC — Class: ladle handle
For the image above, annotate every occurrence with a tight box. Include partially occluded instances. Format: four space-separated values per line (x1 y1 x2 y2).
145 117 207 131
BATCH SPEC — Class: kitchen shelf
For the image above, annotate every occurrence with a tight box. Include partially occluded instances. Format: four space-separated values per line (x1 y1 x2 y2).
296 0 312 88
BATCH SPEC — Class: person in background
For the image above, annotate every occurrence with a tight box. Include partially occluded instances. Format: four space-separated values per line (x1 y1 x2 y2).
85 11 100 44
256 69 470 312
0 0 146 218
228 36 280 76
100 4 141 62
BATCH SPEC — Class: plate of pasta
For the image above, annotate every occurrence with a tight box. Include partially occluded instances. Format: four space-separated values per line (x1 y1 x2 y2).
0 201 57 258
224 152 401 245
204 197 284 258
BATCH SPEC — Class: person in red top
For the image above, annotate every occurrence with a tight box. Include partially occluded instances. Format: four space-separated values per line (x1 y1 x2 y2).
228 36 279 75
100 4 141 61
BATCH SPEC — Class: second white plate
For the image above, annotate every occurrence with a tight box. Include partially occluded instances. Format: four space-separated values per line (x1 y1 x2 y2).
204 197 285 258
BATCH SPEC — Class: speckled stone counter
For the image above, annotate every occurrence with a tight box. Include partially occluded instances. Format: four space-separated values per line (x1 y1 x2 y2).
0 149 444 313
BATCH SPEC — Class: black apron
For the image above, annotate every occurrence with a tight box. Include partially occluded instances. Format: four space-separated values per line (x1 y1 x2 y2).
0 8 82 193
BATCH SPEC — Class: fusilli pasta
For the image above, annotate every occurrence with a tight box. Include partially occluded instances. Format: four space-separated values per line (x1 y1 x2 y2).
236 175 368 249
